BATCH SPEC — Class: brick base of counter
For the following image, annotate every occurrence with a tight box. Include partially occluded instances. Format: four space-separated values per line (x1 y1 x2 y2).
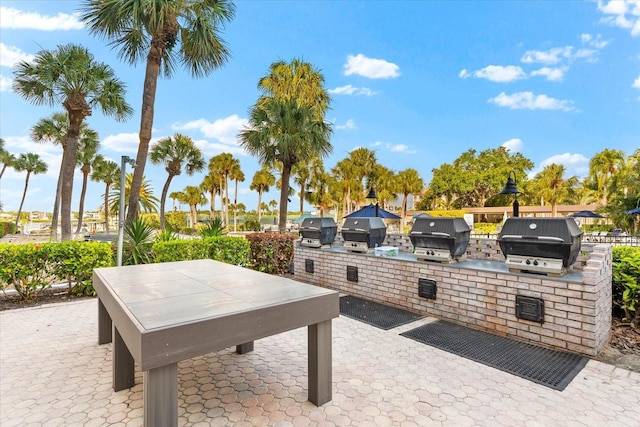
294 244 612 356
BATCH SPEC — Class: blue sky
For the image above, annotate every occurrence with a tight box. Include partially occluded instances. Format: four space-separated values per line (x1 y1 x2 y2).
0 0 639 214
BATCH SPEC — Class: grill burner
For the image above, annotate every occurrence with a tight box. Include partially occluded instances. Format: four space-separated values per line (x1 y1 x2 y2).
410 217 471 263
341 217 387 253
498 218 582 276
299 217 337 248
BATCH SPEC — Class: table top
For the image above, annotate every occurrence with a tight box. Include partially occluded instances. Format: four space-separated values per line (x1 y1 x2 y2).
94 259 338 332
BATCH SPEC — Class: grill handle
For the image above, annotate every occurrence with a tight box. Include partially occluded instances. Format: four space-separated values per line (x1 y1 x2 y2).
410 231 451 237
500 234 564 242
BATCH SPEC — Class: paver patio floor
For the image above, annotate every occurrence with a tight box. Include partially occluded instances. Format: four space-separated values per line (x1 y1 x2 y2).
1 299 639 426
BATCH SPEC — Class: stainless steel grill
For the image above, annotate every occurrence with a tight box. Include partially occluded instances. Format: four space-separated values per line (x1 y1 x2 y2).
409 217 471 263
341 217 387 253
299 217 338 248
497 217 582 276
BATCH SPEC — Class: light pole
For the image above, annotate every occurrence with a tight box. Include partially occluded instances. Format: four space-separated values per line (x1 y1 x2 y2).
117 155 136 267
499 171 521 218
366 187 379 217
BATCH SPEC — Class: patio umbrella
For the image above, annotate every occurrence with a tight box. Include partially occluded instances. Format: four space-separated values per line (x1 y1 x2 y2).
626 207 640 215
344 203 401 220
567 210 604 218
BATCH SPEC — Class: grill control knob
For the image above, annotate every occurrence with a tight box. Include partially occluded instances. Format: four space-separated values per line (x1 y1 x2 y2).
533 260 539 266
526 259 531 265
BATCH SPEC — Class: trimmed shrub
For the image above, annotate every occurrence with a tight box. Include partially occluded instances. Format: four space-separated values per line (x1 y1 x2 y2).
612 246 640 326
153 236 249 266
49 241 113 296
245 233 296 274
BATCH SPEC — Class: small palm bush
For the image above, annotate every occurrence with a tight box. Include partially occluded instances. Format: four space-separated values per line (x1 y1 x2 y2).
122 217 156 265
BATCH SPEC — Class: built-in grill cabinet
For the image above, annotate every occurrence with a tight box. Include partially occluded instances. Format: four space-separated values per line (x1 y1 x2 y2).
340 217 387 253
299 217 338 248
498 217 582 276
409 217 471 262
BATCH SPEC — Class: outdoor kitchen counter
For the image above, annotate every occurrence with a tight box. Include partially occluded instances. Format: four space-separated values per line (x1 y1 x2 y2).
321 246 584 283
94 259 339 427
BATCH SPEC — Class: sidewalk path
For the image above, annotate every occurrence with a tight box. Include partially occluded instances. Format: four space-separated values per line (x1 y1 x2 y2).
1 299 639 426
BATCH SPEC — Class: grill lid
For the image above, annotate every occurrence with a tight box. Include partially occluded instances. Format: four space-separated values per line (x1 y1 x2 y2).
341 217 386 232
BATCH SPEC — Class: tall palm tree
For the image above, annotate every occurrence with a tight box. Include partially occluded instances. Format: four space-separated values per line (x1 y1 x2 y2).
31 112 69 240
149 133 204 230
230 165 244 232
532 164 578 217
81 0 236 225
200 173 222 220
169 191 184 211
182 185 207 229
74 129 101 235
293 160 312 215
13 153 48 228
332 158 360 215
396 168 424 228
109 173 159 217
210 153 240 227
0 139 15 181
13 43 132 240
90 158 120 234
589 149 626 206
240 98 332 232
249 168 275 223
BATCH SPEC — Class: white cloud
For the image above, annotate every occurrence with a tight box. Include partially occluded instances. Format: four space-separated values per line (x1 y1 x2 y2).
530 66 567 82
336 119 356 130
521 46 600 65
101 133 145 153
0 43 35 67
528 153 590 179
369 141 416 154
328 84 378 96
459 65 526 83
343 54 400 79
0 6 84 31
173 115 248 146
0 73 11 91
502 138 523 153
489 92 576 111
193 139 246 157
597 0 640 36
581 33 609 49
633 76 640 89
0 135 62 180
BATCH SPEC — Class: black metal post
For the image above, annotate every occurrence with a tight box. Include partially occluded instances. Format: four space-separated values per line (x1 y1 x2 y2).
375 202 379 217
513 196 519 217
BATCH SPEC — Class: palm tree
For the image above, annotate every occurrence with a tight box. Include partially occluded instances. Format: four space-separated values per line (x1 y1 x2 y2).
182 185 207 229
13 44 132 241
169 191 184 211
0 139 15 181
396 168 424 228
230 166 244 232
240 98 332 232
332 158 360 215
210 153 240 227
293 161 312 215
589 149 626 206
109 173 159 218
250 168 275 223
349 147 378 203
81 0 236 225
13 153 48 228
149 133 204 230
532 164 578 217
200 173 222 220
74 129 101 235
90 158 120 234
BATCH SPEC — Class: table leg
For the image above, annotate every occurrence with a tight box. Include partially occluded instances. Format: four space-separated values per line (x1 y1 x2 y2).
113 327 135 391
236 342 254 354
308 319 332 406
98 298 112 345
143 364 178 427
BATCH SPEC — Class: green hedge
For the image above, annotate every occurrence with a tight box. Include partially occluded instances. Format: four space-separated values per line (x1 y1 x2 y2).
612 246 640 326
0 241 113 300
153 236 250 266
245 232 296 274
0 222 16 237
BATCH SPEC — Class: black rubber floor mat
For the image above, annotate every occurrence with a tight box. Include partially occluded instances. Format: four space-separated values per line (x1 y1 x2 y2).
339 295 423 330
401 321 588 391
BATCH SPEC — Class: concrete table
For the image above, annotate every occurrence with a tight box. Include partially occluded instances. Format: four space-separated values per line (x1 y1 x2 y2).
94 259 339 427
